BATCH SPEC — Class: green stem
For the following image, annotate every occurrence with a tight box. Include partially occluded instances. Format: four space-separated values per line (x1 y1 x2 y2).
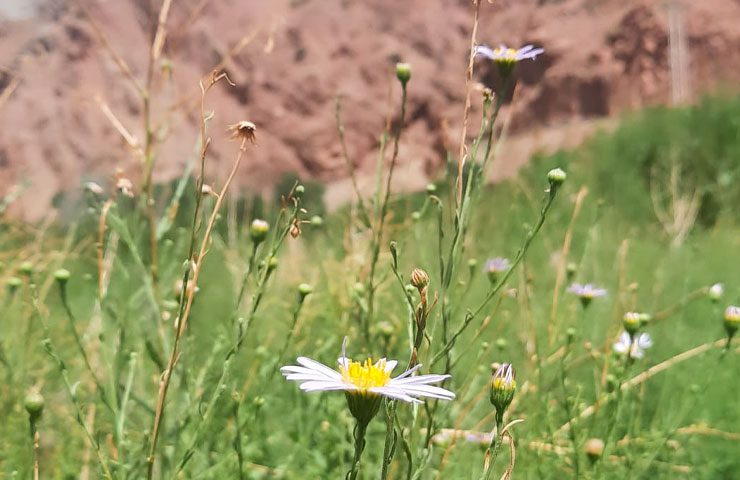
480 413 504 480
346 421 369 480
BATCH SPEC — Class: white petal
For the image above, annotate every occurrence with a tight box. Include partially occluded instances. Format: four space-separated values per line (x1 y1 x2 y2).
474 44 495 59
613 341 628 354
299 380 348 392
390 374 450 385
630 347 645 359
383 360 398 374
371 387 421 403
284 373 334 382
637 333 652 349
388 384 455 400
295 357 341 380
393 364 423 380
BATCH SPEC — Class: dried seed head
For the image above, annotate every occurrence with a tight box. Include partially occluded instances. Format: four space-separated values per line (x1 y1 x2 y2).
228 121 257 143
410 268 430 290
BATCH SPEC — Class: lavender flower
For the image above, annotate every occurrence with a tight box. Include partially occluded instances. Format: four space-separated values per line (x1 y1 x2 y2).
724 305 740 339
613 331 653 359
567 283 607 307
485 257 511 283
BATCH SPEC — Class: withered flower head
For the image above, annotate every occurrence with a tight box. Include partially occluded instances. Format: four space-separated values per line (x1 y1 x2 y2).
228 121 257 144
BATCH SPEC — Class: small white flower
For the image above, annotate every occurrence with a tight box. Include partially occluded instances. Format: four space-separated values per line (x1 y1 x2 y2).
567 283 607 299
613 331 652 359
474 44 545 64
708 283 724 301
280 338 455 404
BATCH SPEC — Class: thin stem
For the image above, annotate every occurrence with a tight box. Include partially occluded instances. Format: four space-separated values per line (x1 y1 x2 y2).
346 421 369 480
480 413 504 480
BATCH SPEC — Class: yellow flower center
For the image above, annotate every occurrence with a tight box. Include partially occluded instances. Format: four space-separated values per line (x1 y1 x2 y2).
340 359 391 391
492 377 516 391
493 48 518 64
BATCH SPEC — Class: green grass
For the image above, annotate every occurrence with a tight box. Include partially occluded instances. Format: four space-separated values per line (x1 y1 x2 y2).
1 86 739 480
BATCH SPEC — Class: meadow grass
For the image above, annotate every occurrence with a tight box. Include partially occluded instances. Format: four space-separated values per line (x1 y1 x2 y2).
1 5 739 479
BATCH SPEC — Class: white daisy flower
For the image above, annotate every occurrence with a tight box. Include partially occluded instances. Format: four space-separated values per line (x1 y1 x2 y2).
613 331 653 359
281 338 455 424
474 44 544 64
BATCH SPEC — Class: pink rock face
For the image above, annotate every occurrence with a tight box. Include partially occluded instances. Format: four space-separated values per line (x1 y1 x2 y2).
1 0 740 220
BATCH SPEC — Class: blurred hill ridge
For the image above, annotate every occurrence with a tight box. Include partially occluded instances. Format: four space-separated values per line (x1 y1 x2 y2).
1 0 740 219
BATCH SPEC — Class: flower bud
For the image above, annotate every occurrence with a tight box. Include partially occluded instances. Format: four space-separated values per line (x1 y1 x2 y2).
19 261 34 277
605 374 619 393
485 258 510 284
24 390 45 420
566 327 577 343
566 262 578 280
54 268 71 287
490 363 516 415
294 185 305 197
547 168 567 188
298 283 313 300
250 219 270 243
425 183 437 195
584 438 604 463
6 276 22 294
707 283 724 302
376 320 395 338
267 256 279 273
310 215 323 227
411 211 421 221
410 268 430 290
395 62 411 86
724 305 740 339
622 312 642 335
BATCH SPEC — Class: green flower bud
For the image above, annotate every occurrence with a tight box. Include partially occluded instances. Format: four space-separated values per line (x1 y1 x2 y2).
395 62 411 86
411 211 422 221
19 262 34 277
724 306 740 339
376 320 395 338
495 338 508 350
267 256 279 273
54 268 71 286
310 215 323 227
294 185 305 197
566 262 578 280
566 327 577 343
622 312 642 335
547 168 567 188
490 363 516 415
605 374 619 393
298 283 313 299
6 276 22 294
24 390 45 420
249 219 270 243
425 183 437 194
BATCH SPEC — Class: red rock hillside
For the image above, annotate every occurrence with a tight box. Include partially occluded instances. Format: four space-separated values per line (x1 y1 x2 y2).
1 0 740 219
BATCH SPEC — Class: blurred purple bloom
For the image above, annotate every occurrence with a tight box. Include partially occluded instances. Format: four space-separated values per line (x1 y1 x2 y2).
567 283 607 299
485 257 511 274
